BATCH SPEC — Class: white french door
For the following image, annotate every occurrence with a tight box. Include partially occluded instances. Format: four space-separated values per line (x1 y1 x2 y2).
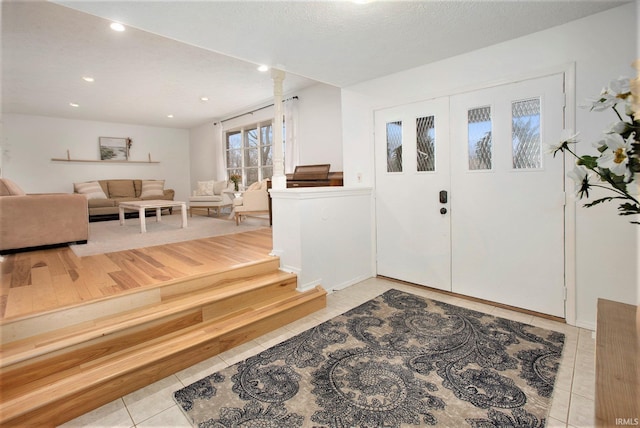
375 73 566 317
375 98 451 291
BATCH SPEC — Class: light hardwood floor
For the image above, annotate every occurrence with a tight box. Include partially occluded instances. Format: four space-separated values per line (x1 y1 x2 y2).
0 228 273 322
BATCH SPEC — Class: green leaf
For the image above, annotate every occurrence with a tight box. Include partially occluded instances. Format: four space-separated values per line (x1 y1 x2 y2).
583 197 614 208
576 156 598 169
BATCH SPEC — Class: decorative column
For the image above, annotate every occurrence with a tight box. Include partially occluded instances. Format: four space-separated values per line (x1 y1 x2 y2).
271 68 286 190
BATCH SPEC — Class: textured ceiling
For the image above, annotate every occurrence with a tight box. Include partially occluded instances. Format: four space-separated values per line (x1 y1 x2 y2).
2 0 629 129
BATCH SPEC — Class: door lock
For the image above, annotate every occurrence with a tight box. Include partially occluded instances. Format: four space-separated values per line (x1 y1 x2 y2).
439 190 448 204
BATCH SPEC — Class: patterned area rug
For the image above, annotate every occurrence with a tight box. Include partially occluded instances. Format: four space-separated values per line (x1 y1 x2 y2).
173 289 564 427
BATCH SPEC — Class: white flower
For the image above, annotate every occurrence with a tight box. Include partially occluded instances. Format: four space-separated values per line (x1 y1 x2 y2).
546 131 579 156
597 132 634 178
567 164 593 198
607 76 631 95
585 93 617 111
606 121 628 134
585 77 632 111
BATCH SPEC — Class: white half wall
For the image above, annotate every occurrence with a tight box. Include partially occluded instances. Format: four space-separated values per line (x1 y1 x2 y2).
341 2 638 329
271 187 374 292
2 114 191 202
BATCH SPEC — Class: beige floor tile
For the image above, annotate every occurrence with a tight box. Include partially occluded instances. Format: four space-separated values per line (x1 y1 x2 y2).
136 405 192 427
57 398 133 428
554 360 575 393
549 386 571 423
174 354 228 387
571 368 595 401
252 323 298 349
122 375 183 425
217 339 265 366
568 393 595 427
547 416 568 428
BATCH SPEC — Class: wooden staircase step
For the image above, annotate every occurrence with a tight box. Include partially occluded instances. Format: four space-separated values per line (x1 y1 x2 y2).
1 270 297 369
0 257 282 344
0 286 327 427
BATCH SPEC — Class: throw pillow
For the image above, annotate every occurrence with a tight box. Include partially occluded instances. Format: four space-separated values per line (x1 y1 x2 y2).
196 180 215 196
247 181 262 191
212 180 227 195
74 181 107 200
140 180 165 198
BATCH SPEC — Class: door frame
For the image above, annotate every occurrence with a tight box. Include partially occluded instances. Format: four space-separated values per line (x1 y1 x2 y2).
372 63 577 325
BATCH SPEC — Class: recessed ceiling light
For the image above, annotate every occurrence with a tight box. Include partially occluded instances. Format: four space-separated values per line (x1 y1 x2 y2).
69 102 79 107
167 114 174 118
82 76 95 82
200 96 209 102
110 22 125 32
257 65 269 72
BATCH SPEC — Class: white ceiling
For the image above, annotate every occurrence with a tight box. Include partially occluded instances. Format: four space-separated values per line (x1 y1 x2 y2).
2 0 628 129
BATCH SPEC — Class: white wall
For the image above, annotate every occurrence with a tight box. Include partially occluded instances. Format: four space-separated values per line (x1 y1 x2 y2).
296 83 343 170
2 114 191 202
189 121 219 191
189 81 343 186
341 3 638 328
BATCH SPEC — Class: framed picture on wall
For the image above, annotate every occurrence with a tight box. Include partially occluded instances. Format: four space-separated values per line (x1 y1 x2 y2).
99 137 129 161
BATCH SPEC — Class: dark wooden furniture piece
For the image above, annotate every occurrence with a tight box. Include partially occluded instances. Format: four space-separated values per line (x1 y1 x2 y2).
595 298 639 427
267 164 344 224
286 164 344 187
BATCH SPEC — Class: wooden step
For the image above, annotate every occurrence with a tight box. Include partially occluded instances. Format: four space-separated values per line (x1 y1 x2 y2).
1 257 281 344
0 259 327 427
1 269 296 369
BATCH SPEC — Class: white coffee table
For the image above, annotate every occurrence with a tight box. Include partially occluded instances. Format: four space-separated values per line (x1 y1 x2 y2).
118 200 187 233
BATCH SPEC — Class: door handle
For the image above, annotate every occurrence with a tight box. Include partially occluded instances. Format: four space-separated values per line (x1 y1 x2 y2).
439 190 448 204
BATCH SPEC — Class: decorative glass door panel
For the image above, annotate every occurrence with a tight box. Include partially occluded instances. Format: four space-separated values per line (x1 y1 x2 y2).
467 106 492 170
512 98 542 169
375 98 451 291
386 121 403 172
416 116 436 172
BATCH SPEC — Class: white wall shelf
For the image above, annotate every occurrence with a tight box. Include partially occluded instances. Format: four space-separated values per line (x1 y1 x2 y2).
51 158 160 164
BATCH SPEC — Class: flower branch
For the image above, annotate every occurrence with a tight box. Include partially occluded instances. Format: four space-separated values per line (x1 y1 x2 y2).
550 65 640 224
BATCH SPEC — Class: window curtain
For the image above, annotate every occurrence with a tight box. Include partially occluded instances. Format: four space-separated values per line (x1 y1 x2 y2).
215 122 227 180
284 97 299 174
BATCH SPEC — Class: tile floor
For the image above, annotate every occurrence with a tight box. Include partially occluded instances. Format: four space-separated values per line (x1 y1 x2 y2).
58 277 595 427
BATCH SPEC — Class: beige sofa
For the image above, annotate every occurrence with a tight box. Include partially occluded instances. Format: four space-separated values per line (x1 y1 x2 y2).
73 179 175 219
0 178 88 252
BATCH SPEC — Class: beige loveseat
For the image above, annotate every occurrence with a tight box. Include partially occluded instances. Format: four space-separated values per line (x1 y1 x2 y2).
73 179 175 219
0 178 88 252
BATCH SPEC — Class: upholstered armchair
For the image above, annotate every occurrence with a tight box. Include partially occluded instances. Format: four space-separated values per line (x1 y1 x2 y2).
189 179 234 217
233 179 270 225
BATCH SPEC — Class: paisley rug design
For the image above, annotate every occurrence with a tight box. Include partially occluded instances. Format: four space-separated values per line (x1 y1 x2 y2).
174 289 564 427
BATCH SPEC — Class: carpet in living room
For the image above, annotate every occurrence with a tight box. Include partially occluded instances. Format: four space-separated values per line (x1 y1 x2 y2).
173 288 564 427
70 213 269 257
